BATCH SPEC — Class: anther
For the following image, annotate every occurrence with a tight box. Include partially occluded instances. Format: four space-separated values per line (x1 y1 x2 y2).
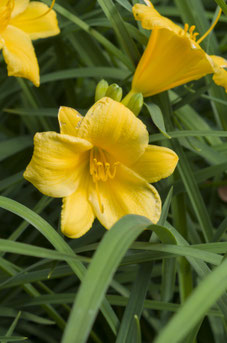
184 23 189 32
89 148 119 184
107 162 120 179
189 25 196 34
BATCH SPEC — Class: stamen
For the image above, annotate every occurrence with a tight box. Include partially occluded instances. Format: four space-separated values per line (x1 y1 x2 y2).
197 8 222 44
183 23 199 41
106 162 120 179
184 23 189 32
189 25 196 34
89 148 119 213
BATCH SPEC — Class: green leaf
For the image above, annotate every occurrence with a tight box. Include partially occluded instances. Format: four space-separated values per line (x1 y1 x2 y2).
41 67 130 84
97 0 140 65
145 103 171 138
0 338 27 342
0 196 119 335
42 0 133 69
4 108 58 117
154 257 227 343
62 215 151 343
3 312 21 343
0 137 32 162
213 0 227 18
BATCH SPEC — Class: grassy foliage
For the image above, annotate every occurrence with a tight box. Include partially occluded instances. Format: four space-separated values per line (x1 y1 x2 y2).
0 0 227 342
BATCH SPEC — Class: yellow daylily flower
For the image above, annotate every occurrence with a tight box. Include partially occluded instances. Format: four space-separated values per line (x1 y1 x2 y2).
0 0 60 86
24 97 178 238
131 1 227 97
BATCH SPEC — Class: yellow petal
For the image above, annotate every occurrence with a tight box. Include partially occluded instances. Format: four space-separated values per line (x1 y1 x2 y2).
0 0 9 8
210 55 227 68
24 132 92 198
10 1 60 40
61 173 95 239
132 28 215 97
1 25 40 86
0 0 14 32
11 0 29 18
210 55 227 93
131 145 178 183
133 2 182 35
212 68 227 93
58 106 83 136
89 164 161 229
78 97 148 165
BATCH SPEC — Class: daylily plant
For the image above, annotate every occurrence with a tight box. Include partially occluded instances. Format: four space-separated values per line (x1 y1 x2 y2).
24 97 178 238
130 1 227 97
0 0 60 86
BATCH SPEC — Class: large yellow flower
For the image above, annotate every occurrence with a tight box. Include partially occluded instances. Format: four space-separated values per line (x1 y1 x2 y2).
131 1 227 97
24 97 178 238
0 0 60 86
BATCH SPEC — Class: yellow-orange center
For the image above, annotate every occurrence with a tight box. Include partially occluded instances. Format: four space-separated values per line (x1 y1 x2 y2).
89 147 119 213
89 148 119 183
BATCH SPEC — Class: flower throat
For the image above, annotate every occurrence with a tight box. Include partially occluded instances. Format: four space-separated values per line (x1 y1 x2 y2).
89 148 119 213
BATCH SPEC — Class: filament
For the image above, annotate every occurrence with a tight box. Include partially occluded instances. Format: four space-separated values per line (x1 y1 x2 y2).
184 23 199 41
197 8 222 44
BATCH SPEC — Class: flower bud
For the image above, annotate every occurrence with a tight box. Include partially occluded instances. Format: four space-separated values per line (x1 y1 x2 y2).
95 79 109 102
122 91 144 116
106 84 123 102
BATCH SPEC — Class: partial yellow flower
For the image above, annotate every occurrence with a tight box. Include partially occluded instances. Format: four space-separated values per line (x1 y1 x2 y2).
24 97 178 238
0 0 60 86
131 1 227 96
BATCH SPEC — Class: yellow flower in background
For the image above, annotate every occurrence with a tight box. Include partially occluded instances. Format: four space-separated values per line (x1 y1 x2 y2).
0 0 60 86
24 97 178 238
131 1 227 97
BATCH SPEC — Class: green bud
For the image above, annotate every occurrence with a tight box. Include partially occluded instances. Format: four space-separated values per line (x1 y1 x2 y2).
123 92 144 116
105 83 123 102
95 79 109 102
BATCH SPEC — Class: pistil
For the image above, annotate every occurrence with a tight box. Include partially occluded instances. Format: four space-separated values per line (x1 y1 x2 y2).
197 8 222 44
